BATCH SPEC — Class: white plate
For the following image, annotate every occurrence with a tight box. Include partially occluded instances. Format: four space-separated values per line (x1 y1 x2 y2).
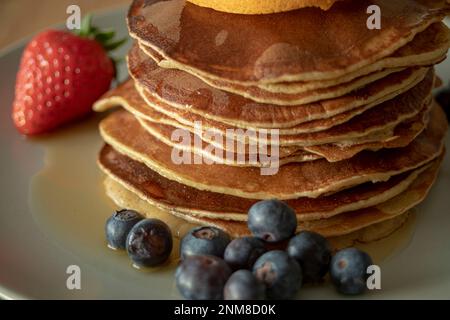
0 7 449 300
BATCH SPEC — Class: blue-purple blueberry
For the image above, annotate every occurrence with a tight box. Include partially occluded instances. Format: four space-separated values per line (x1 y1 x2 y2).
224 270 265 300
330 248 373 295
176 255 232 300
180 226 231 259
224 237 267 270
105 209 143 250
126 219 173 268
248 200 297 243
287 231 331 283
253 250 302 299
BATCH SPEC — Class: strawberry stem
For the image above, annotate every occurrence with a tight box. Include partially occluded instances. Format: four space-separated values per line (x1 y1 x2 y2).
78 14 93 37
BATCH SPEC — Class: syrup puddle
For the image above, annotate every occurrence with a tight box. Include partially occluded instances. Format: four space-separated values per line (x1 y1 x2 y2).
27 114 417 297
355 211 416 263
28 114 187 276
29 114 111 252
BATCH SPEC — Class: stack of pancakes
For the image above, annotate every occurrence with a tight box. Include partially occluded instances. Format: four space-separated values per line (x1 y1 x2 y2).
94 0 450 247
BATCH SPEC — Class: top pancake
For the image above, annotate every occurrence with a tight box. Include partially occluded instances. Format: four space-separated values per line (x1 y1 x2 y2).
140 21 449 95
128 0 450 83
138 22 449 105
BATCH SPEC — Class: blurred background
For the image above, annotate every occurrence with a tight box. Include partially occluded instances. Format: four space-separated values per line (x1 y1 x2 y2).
0 0 130 49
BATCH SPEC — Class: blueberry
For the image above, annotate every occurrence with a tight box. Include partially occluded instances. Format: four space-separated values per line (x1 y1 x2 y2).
224 270 265 300
105 209 144 250
180 226 231 259
287 231 331 283
248 200 297 243
330 248 373 295
253 250 302 299
176 255 232 300
126 219 173 268
224 237 267 270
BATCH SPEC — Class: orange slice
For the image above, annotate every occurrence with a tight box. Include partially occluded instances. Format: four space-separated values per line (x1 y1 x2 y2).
186 0 342 14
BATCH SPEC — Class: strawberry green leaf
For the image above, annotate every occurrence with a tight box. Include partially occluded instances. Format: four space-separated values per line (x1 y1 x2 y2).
95 30 116 43
104 38 128 51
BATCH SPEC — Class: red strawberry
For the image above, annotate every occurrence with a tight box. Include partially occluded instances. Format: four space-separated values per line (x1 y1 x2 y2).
12 15 126 135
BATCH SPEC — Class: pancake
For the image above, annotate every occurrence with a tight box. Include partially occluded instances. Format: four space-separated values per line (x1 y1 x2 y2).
93 80 408 161
135 100 426 148
127 43 430 129
142 42 407 105
98 103 447 200
102 153 443 238
128 0 450 83
136 120 322 167
103 176 412 249
98 144 432 222
95 71 433 147
139 22 448 101
257 23 450 93
93 81 308 159
327 213 411 250
141 22 449 95
305 102 432 162
132 71 433 136
110 73 428 137
134 104 429 164
170 67 417 106
154 156 444 238
94 0 450 253
103 175 413 250
95 70 434 147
